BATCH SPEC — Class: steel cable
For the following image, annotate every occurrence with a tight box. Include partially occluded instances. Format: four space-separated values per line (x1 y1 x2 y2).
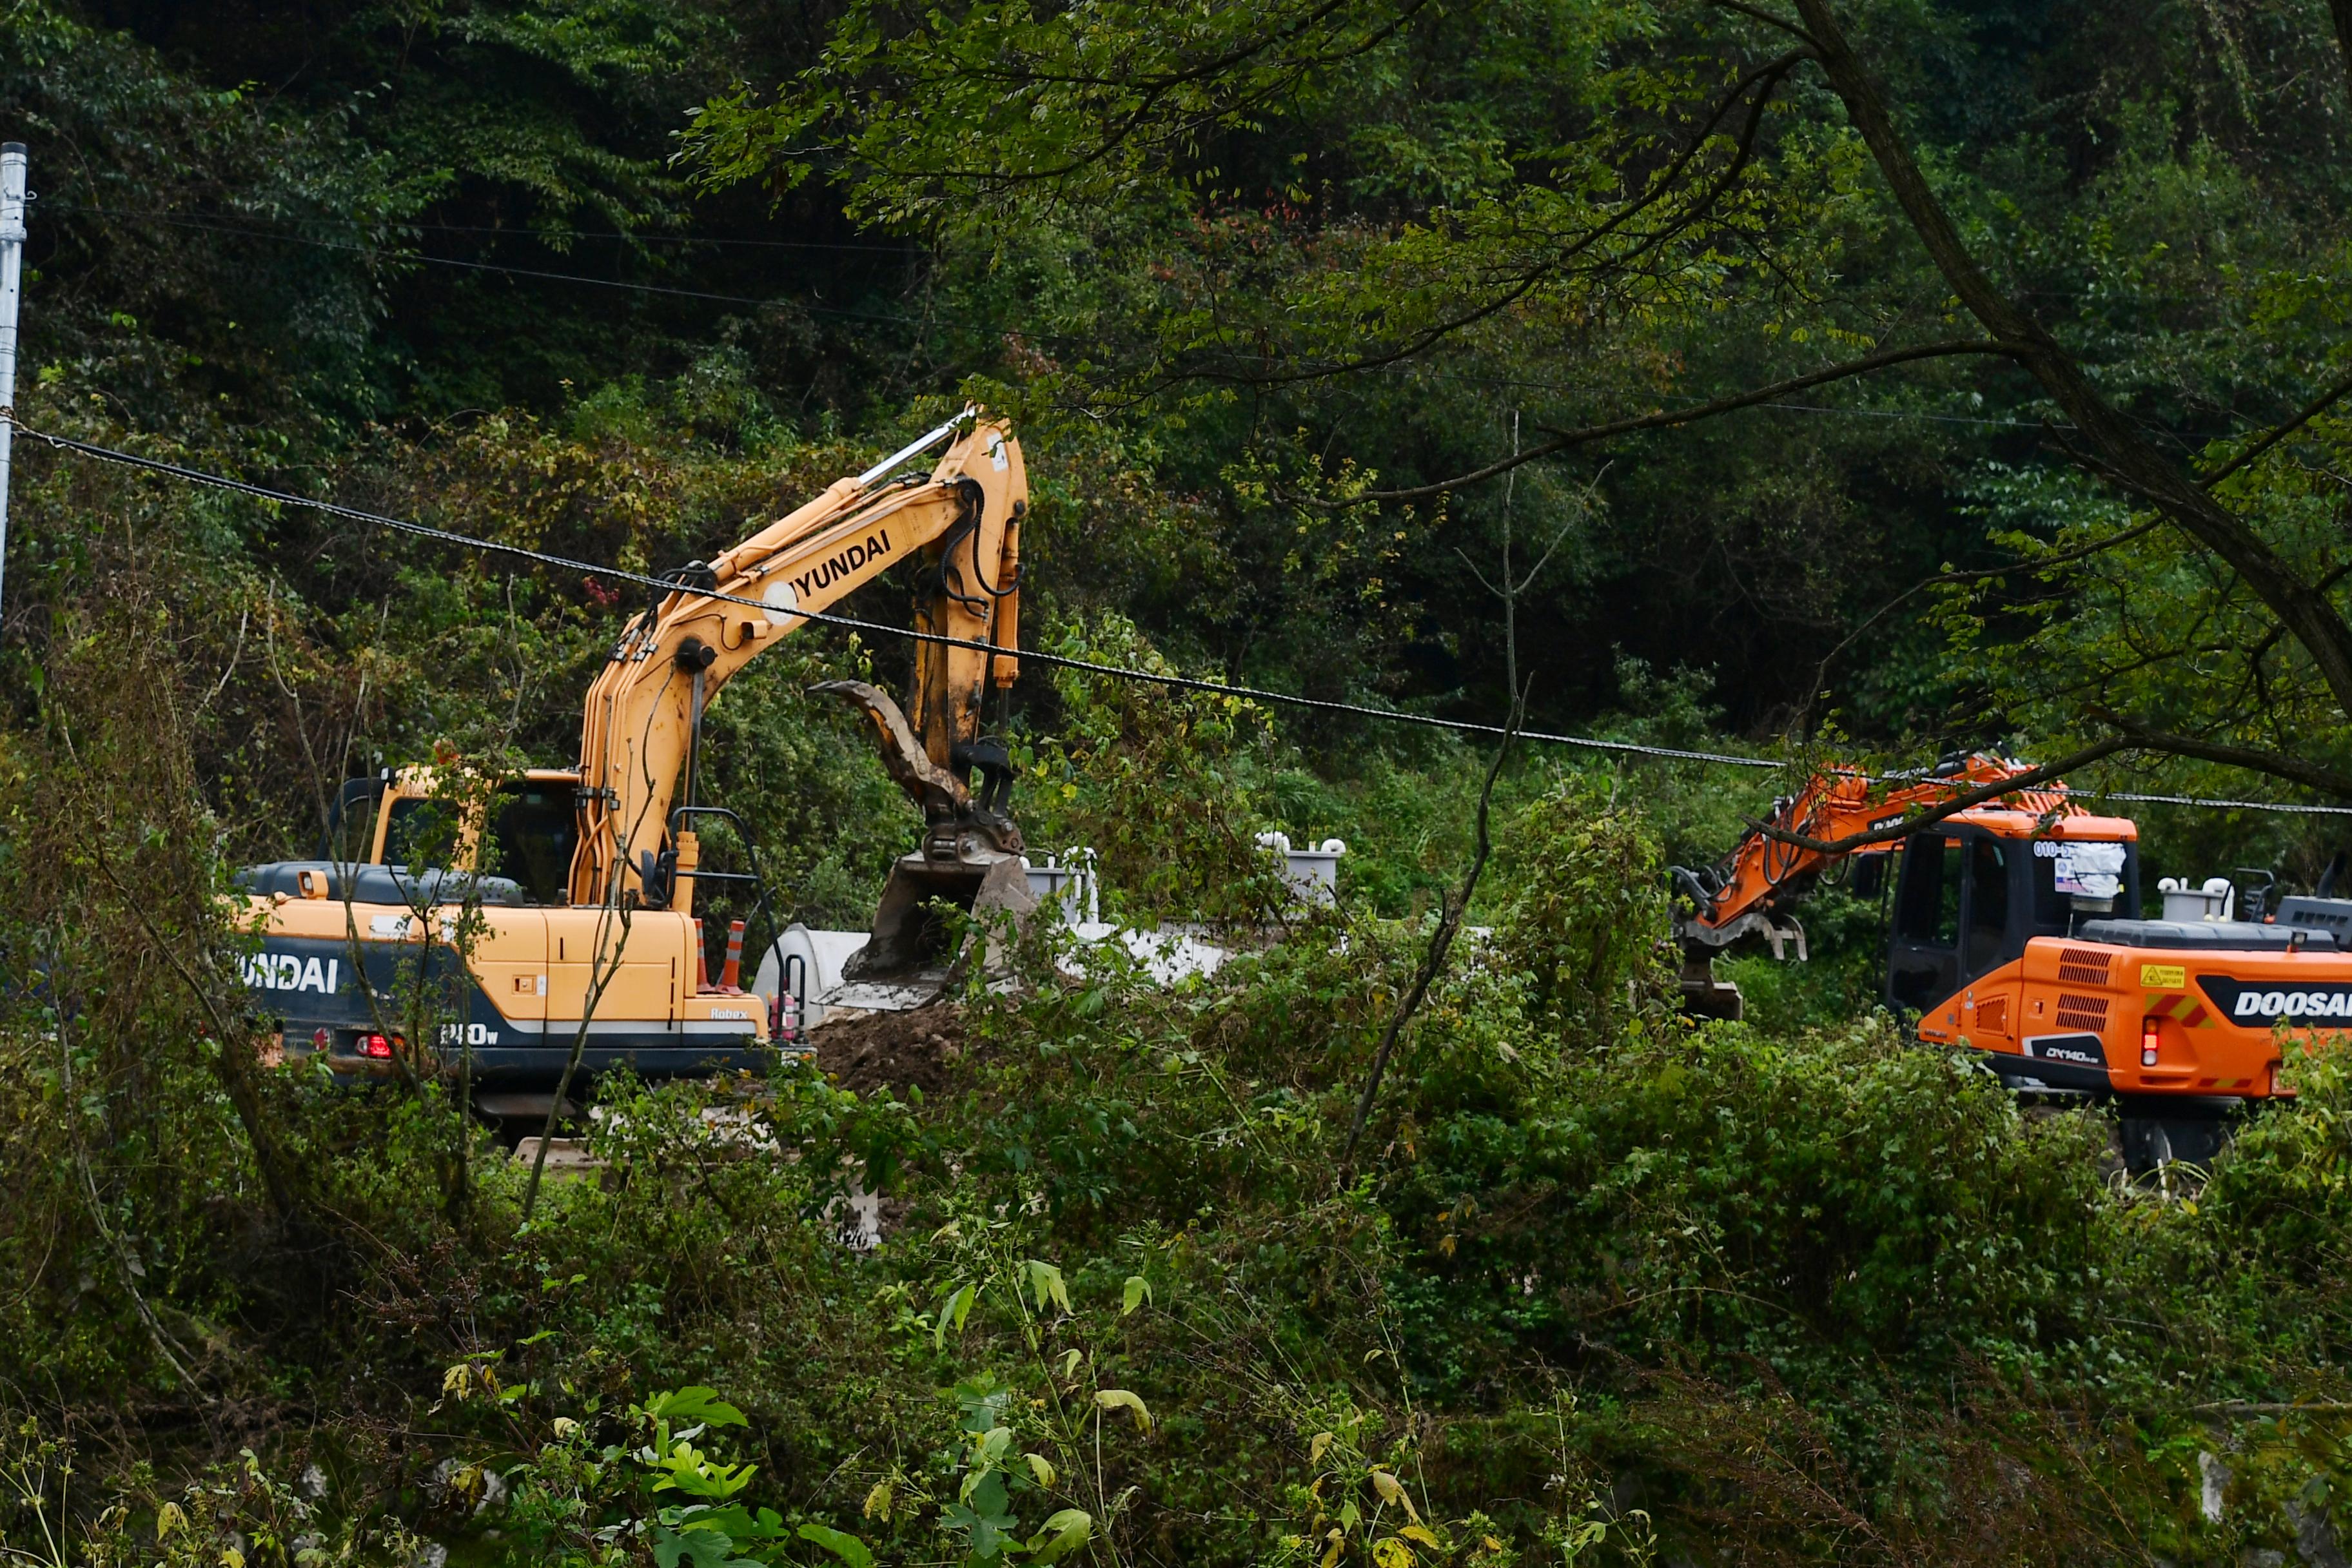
18 420 2352 814
11 422 1782 768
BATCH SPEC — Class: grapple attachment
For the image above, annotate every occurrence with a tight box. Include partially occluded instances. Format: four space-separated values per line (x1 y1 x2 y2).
813 679 1035 1011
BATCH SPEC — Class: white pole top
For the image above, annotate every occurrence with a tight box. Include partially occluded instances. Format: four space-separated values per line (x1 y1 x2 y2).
0 144 23 245
0 141 24 623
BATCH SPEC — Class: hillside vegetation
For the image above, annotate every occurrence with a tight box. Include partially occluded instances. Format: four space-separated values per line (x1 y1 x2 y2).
8 0 2352 1563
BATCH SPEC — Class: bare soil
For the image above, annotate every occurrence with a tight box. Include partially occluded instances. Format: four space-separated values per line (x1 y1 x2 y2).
812 1001 965 1097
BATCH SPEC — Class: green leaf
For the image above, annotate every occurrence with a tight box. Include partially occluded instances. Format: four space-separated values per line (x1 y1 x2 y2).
968 1426 1015 1478
1025 1259 1070 1313
649 1523 745 1568
1093 1389 1152 1429
942 1497 1020 1560
936 1282 979 1350
1027 1508 1093 1563
1121 1275 1152 1315
958 1464 1013 1522
796 1522 876 1568
642 1387 748 1429
649 1440 757 1499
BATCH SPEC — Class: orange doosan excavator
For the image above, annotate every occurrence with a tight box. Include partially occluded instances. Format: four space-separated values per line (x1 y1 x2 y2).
1671 753 2352 1164
231 409 1036 1117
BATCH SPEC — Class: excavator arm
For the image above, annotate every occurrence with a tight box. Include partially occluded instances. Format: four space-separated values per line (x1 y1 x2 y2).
1673 753 2069 950
569 410 1028 912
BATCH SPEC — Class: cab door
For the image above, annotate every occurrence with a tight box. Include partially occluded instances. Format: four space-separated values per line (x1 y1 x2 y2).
1887 834 1965 1014
1959 836 2017 983
1959 836 2025 1049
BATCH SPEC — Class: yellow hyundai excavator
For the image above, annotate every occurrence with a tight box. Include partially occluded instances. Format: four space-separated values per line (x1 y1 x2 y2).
233 410 1035 1110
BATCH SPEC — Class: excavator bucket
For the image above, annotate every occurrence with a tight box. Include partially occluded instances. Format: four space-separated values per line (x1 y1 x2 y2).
1676 953 1745 1023
814 679 1037 1012
828 853 1037 1011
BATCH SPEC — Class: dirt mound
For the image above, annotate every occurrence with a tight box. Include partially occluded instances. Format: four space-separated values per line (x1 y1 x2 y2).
812 1002 965 1097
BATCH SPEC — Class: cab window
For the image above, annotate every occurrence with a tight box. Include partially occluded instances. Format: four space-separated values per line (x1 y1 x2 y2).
2029 840 2138 934
381 796 458 870
1965 839 2009 976
1895 837 1965 948
487 782 577 906
380 781 575 906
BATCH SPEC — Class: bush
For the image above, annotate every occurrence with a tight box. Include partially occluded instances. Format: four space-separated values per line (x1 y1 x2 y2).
1487 781 1678 1046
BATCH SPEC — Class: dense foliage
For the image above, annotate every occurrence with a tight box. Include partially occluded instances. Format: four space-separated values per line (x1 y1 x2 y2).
11 0 2352 1562
15 761 2352 1565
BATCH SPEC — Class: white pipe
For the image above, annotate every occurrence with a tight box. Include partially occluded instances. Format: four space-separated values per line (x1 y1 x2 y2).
0 143 25 620
855 406 975 489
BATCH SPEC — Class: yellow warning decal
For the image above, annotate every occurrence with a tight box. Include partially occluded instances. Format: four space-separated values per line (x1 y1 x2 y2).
2141 963 2187 988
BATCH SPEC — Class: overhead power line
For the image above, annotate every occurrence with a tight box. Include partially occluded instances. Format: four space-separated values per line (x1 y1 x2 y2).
51 208 928 325
11 422 1776 769
15 422 2352 816
1761 400 2063 431
2082 789 2352 816
23 210 2139 440
38 207 2155 444
47 202 915 253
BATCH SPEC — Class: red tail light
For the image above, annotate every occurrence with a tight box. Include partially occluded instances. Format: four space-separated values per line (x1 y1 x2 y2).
2141 1017 2161 1068
362 1032 393 1059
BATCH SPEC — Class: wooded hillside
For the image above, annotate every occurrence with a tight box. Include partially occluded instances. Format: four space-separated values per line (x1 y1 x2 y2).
8 1 2352 1563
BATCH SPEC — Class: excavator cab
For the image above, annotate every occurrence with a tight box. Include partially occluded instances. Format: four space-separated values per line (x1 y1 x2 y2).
333 767 583 907
1883 825 2141 1016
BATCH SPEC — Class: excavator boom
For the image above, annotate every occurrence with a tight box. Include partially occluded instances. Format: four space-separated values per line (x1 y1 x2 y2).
571 410 1028 914
1674 753 2075 950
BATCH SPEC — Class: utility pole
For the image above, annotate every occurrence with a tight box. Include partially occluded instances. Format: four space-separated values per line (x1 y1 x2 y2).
0 142 25 622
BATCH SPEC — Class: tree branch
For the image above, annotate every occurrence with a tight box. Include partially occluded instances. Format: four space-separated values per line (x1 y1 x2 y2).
525 890 634 1222
2332 0 2352 112
90 848 309 1229
1334 338 2024 505
1166 48 1809 395
1799 520 2161 731
868 0 1438 189
2200 362 2352 488
1341 705 1514 1173
48 950 204 1393
2088 713 2352 800
1792 0 2352 719
1710 0 1818 44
